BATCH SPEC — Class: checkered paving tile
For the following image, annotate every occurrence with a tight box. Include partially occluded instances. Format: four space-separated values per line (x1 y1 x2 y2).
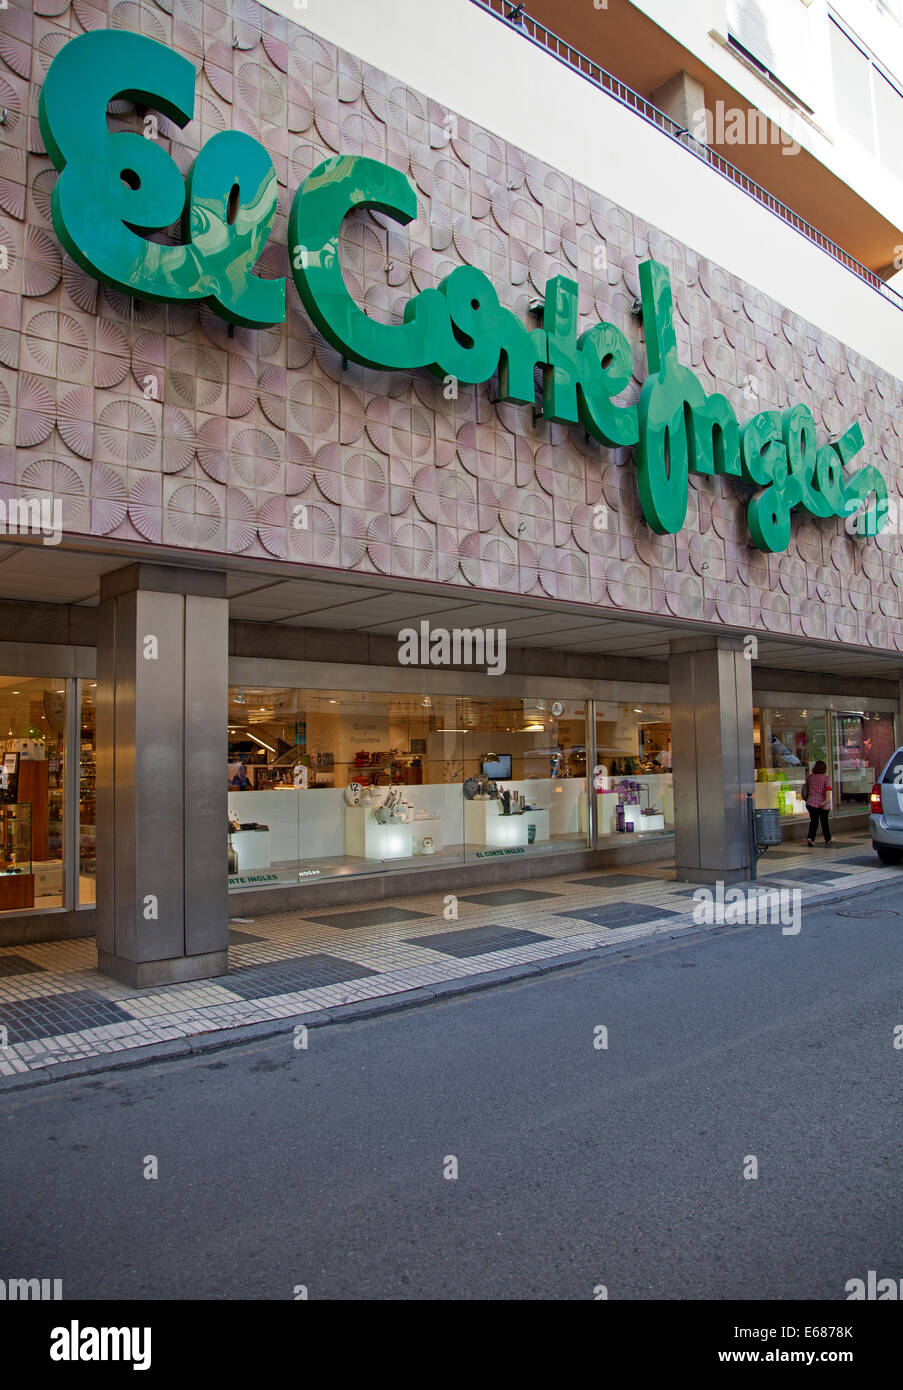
228 928 266 945
557 901 683 929
456 889 563 907
0 828 894 1076
0 990 132 1044
0 954 46 978
301 906 432 931
567 874 659 888
758 868 852 885
407 925 553 958
226 953 379 999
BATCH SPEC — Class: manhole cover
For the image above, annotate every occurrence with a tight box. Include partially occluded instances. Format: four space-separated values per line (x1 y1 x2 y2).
835 908 899 918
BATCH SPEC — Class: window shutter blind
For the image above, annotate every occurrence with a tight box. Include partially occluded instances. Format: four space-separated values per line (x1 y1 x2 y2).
728 0 777 72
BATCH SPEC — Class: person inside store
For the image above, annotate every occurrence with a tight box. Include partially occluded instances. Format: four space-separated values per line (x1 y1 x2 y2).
803 760 832 847
228 759 251 790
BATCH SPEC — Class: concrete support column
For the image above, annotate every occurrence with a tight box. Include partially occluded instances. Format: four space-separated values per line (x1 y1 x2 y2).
651 69 707 141
96 563 229 986
669 636 755 884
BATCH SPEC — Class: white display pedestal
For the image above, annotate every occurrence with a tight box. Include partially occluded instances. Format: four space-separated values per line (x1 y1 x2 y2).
411 815 444 854
231 828 271 870
596 791 620 835
33 859 63 897
595 777 673 836
344 805 414 859
754 781 806 816
623 804 665 832
465 800 550 849
597 794 670 835
755 781 779 809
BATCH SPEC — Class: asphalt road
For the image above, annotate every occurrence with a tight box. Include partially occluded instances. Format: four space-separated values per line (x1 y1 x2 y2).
3 880 902 1300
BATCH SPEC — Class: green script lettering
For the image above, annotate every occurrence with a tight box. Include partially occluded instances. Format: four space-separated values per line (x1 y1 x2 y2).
37 29 886 553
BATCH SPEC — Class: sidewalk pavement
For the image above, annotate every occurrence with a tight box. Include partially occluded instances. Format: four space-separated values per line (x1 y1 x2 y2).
0 831 893 1086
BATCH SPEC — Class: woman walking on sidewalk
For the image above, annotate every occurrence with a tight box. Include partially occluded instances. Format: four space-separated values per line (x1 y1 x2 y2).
804 760 832 846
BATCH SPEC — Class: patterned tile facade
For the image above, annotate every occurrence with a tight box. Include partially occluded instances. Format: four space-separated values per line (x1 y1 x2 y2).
0 0 900 648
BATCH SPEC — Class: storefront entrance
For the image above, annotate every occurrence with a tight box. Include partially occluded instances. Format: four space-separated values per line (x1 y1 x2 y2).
0 672 95 919
753 702 898 822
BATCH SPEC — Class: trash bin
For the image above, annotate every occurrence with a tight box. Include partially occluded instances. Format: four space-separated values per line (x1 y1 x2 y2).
753 808 781 846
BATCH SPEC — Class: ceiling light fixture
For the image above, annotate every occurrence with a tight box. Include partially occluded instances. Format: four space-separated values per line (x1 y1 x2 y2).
243 731 276 753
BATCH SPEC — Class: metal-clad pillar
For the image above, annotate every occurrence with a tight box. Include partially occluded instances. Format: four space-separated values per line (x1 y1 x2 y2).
96 563 228 986
669 636 754 884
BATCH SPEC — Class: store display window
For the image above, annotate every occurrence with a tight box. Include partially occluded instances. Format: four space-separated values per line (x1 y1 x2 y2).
458 696 587 862
753 707 828 818
226 687 590 885
753 707 896 818
594 702 673 838
0 677 66 912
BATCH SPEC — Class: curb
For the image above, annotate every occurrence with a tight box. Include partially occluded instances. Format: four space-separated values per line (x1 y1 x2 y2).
0 869 897 1093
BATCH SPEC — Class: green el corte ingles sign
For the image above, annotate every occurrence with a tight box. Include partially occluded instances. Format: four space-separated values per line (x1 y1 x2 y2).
38 29 888 554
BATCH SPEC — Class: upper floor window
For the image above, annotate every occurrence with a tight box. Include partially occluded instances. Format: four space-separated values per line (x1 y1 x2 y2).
727 1 814 112
829 12 903 178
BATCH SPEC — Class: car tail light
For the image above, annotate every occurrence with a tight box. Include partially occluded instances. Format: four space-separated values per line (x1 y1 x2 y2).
871 783 883 813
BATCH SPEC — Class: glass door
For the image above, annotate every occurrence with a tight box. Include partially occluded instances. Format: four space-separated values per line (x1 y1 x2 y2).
830 711 896 811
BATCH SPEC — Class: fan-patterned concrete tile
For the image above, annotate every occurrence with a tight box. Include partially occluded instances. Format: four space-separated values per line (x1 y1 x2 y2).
0 0 896 655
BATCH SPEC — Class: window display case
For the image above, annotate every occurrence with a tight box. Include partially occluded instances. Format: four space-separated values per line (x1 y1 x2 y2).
226 686 593 884
0 802 34 910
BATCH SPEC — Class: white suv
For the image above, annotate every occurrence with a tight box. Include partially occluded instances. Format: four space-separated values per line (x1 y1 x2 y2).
869 749 903 864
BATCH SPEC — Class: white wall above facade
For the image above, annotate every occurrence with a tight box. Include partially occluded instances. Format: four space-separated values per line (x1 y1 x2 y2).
634 0 903 257
263 0 903 379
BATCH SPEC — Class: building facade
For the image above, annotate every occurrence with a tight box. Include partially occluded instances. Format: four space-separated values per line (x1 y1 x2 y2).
0 0 902 984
